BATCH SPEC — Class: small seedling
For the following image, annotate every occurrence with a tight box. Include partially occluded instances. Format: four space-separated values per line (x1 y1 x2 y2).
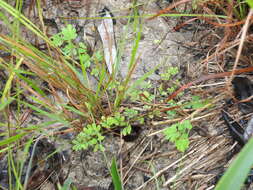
101 112 132 136
163 120 193 152
160 67 179 81
184 95 209 109
110 158 123 190
123 108 144 124
51 24 103 79
51 24 78 56
72 123 105 152
72 112 133 152
126 80 152 101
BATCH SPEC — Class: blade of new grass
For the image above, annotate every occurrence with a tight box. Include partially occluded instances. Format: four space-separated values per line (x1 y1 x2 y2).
1 57 23 103
114 3 142 108
17 74 47 97
0 97 15 110
62 104 90 117
0 0 49 43
10 151 23 189
127 63 161 93
0 146 12 154
110 158 123 190
246 0 253 8
22 100 69 125
215 137 253 190
60 13 228 21
0 133 27 147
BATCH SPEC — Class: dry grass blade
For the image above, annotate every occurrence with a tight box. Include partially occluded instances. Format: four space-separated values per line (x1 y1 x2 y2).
148 0 192 20
165 66 253 102
97 9 117 74
123 139 151 183
135 149 196 190
228 9 253 82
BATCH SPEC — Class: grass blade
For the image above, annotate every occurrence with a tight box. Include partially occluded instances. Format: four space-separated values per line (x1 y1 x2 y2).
247 0 253 8
215 137 253 190
110 158 123 190
0 98 15 110
0 133 26 147
1 57 23 103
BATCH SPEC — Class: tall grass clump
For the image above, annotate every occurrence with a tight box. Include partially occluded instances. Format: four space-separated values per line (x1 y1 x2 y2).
0 0 153 188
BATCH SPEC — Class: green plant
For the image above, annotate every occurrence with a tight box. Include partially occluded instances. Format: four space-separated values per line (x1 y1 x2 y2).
1 0 154 158
163 120 193 152
110 158 123 190
51 24 77 55
247 0 253 8
160 67 179 81
72 112 132 151
101 113 126 128
113 2 144 108
57 178 77 190
158 66 181 97
231 0 249 20
101 112 132 136
50 24 103 79
123 108 144 124
163 95 209 152
215 137 253 190
72 123 105 152
155 66 208 152
184 95 209 109
127 80 153 101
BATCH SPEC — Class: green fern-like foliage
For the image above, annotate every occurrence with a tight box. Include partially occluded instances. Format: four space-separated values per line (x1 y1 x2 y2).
72 112 133 152
164 120 193 152
101 112 132 136
72 123 105 152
